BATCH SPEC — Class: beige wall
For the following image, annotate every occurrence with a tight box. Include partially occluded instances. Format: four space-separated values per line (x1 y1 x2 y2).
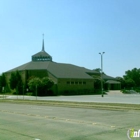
57 78 94 95
5 70 95 95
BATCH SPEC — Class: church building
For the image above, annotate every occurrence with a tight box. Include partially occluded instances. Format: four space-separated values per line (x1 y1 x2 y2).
4 37 102 95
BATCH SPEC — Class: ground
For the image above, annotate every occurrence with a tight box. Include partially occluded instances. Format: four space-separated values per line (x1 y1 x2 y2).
0 101 139 140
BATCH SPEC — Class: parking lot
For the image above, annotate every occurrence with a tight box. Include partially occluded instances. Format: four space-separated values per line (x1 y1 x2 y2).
0 102 140 140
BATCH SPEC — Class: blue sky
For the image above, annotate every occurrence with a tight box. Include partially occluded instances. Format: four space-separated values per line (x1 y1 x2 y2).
0 0 140 77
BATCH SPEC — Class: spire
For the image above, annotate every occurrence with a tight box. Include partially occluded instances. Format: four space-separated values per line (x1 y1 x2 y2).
42 34 45 51
32 34 52 61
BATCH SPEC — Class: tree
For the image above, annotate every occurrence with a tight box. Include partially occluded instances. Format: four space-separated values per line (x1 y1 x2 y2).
116 76 125 89
28 77 42 95
28 77 54 96
9 71 23 94
42 77 54 89
0 73 6 92
93 79 101 94
94 68 101 73
125 78 135 89
123 68 140 88
41 77 54 95
9 72 17 89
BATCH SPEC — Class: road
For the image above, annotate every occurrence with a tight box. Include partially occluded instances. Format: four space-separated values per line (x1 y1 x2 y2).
0 102 140 140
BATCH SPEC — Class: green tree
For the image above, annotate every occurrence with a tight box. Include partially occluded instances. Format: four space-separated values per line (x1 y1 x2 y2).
41 77 54 95
28 77 42 95
15 71 23 94
9 71 23 94
94 79 101 94
94 68 101 73
42 77 54 89
123 68 140 88
9 72 17 89
116 76 125 89
28 77 54 96
0 73 6 92
125 78 135 89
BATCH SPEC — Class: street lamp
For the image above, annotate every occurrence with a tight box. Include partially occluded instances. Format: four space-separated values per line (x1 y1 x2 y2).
36 85 37 100
2 87 5 99
23 85 24 100
99 52 105 97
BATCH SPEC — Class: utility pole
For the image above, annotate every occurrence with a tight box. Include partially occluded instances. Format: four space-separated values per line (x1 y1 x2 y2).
99 52 105 97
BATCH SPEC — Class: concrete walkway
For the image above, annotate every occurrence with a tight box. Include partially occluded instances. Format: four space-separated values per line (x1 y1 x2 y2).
1 90 140 104
107 90 123 95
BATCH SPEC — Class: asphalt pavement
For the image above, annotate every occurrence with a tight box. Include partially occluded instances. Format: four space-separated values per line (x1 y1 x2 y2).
0 102 139 140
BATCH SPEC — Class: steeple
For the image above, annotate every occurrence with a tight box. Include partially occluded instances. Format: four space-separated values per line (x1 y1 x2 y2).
42 34 45 52
31 34 53 62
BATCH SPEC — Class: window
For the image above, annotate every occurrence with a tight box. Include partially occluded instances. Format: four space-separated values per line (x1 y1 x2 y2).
75 81 78 84
79 82 82 84
83 82 86 85
67 81 70 84
71 81 74 84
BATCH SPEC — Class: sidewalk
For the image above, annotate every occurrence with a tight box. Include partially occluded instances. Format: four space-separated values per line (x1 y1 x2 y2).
1 93 140 104
107 90 123 95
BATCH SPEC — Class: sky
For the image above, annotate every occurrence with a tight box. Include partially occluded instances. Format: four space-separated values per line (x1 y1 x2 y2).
0 0 140 77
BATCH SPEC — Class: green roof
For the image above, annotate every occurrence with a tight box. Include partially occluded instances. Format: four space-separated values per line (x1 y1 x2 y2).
105 80 120 84
32 51 52 61
32 51 52 58
5 61 99 79
102 74 115 80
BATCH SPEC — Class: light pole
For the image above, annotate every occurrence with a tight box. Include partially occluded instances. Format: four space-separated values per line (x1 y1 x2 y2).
36 85 37 100
99 52 105 97
2 87 5 99
23 85 24 100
